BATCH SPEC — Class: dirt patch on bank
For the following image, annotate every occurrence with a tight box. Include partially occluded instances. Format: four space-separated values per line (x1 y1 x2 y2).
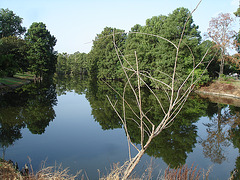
197 80 240 98
196 79 240 106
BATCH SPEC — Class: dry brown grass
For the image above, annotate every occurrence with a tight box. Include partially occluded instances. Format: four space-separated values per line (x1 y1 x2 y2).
99 161 155 180
198 79 240 98
162 164 212 180
0 158 215 180
0 158 82 180
0 160 22 180
34 164 81 180
100 161 213 180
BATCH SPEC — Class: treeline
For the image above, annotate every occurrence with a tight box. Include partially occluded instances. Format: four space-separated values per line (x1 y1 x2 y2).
56 52 88 75
0 8 57 79
57 7 239 88
2 7 239 85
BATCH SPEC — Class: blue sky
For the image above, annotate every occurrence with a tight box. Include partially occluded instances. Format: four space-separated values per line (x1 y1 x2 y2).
1 0 239 54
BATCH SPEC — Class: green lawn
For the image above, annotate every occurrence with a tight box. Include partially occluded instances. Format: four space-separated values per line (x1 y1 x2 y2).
0 73 34 87
0 77 28 86
14 72 35 79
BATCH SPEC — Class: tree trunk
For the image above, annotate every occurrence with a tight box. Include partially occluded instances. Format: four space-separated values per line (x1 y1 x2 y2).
219 50 225 77
219 59 224 76
122 149 146 180
122 133 154 179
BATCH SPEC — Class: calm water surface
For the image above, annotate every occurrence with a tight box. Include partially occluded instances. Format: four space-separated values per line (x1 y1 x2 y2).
0 76 239 179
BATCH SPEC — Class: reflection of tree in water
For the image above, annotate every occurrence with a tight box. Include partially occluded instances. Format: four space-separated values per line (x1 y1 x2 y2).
22 100 56 134
54 75 88 96
44 77 240 177
55 76 124 130
228 108 240 179
0 123 23 159
200 104 240 164
0 94 26 159
144 94 208 168
86 80 124 130
19 80 57 134
0 78 57 158
85 79 209 168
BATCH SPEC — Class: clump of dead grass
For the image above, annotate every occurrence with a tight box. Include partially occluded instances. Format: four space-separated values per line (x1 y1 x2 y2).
162 164 212 180
100 162 212 180
35 163 81 180
0 159 22 179
0 158 82 180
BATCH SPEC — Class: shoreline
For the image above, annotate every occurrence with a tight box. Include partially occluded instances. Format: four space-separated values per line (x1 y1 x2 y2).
194 79 240 106
1 77 240 105
195 90 240 107
195 90 240 99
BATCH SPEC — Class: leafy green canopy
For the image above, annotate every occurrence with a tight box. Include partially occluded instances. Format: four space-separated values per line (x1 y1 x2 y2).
124 7 206 89
25 22 57 78
234 7 240 17
0 9 28 77
88 27 127 80
87 7 212 87
0 36 28 76
56 52 88 75
0 8 26 38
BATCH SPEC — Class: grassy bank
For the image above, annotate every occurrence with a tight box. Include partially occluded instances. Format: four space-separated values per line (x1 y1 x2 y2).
0 73 34 93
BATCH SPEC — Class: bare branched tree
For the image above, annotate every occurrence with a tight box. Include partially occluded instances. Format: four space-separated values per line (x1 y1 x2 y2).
208 13 236 76
104 0 216 179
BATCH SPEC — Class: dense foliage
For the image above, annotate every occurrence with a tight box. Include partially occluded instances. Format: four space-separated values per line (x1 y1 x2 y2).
0 8 26 38
123 7 210 88
0 36 27 76
88 27 127 79
56 52 88 75
56 7 229 88
1 6 238 85
25 22 57 79
0 8 57 79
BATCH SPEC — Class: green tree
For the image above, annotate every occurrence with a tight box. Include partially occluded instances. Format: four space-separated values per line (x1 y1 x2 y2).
151 7 202 88
0 36 28 76
236 32 240 54
72 52 88 75
124 23 156 85
0 54 14 77
25 22 57 79
0 8 26 38
56 53 69 75
123 8 205 89
88 27 126 80
234 7 240 17
232 7 240 70
56 52 88 76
